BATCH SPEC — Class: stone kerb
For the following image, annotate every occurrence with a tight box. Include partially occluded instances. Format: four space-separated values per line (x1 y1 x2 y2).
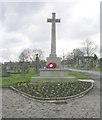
31 77 75 83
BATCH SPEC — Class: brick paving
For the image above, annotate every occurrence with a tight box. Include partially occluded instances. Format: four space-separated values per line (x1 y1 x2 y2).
1 71 100 118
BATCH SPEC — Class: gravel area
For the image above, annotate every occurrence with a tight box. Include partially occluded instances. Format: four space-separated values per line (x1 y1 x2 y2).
1 71 100 118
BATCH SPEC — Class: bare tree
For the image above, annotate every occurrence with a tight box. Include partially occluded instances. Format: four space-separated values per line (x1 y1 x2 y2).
30 49 43 73
81 39 97 67
73 48 85 66
82 39 96 57
73 48 85 57
19 48 44 73
19 49 31 75
19 48 44 62
19 49 30 62
66 49 85 67
66 52 74 66
30 49 44 61
66 52 74 60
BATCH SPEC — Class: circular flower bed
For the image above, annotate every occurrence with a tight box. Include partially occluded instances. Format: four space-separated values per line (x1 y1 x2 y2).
46 62 56 68
13 81 92 99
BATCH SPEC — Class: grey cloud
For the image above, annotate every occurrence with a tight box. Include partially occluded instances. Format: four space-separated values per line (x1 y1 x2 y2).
2 2 76 32
1 38 21 47
3 2 45 15
70 20 99 40
0 3 2 22
58 17 99 41
1 48 19 61
2 2 46 32
0 2 100 62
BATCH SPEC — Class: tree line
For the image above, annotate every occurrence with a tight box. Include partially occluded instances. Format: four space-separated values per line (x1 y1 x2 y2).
2 39 100 77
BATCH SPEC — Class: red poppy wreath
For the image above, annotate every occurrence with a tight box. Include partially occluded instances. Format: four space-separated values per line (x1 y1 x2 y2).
46 62 56 68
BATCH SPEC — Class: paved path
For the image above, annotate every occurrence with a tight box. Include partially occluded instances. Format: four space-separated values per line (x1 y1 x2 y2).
68 68 100 76
2 70 100 118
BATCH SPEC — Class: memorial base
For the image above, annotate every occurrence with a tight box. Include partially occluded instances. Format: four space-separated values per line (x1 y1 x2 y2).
40 68 68 78
31 68 75 83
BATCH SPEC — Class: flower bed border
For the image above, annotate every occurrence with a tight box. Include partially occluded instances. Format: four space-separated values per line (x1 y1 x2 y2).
10 79 94 103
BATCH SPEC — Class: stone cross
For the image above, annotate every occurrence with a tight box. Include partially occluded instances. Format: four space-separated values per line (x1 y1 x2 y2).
47 12 60 57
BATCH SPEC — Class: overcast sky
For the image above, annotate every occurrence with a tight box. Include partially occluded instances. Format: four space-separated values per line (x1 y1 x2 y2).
0 0 100 62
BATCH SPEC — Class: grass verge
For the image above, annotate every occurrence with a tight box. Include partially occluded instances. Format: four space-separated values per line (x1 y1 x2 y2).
68 71 90 79
1 68 39 86
1 68 90 86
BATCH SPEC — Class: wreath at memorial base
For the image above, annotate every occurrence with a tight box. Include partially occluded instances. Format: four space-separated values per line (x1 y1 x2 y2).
46 62 57 68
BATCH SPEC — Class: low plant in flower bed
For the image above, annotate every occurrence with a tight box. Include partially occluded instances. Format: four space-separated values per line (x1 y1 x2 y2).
13 81 92 99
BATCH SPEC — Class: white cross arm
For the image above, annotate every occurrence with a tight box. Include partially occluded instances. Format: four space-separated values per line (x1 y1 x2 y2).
55 19 60 22
47 19 52 22
47 18 60 23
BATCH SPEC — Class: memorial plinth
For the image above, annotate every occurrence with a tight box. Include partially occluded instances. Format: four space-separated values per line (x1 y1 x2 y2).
40 68 68 78
31 68 75 83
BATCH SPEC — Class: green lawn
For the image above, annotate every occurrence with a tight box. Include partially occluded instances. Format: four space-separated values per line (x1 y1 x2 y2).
68 71 90 79
1 68 39 86
1 68 90 86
